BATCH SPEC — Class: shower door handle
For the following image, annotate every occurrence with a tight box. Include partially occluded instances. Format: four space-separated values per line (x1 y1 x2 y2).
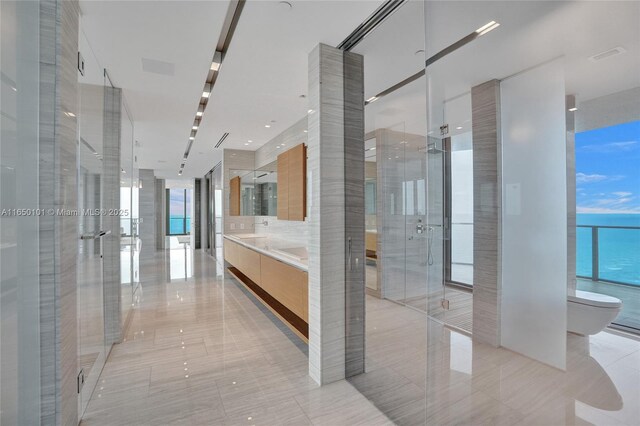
347 237 352 271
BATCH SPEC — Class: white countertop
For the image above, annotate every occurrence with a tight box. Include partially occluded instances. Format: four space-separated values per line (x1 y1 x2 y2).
224 234 308 271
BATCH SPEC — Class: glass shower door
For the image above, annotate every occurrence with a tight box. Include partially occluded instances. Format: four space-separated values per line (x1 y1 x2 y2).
77 28 108 416
77 109 107 416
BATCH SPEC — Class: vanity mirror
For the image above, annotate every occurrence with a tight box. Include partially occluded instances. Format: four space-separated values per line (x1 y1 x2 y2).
229 161 278 216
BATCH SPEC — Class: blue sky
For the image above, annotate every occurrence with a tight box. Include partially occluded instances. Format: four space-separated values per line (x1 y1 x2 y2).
575 120 640 214
169 188 190 217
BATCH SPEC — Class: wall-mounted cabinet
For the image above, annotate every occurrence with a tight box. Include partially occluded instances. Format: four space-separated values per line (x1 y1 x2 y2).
229 176 241 216
277 143 306 221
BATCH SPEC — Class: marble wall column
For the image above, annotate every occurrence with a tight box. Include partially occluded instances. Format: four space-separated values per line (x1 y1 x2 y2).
155 178 165 250
103 86 123 345
139 169 156 260
38 0 80 423
307 43 364 385
471 79 502 347
194 178 201 249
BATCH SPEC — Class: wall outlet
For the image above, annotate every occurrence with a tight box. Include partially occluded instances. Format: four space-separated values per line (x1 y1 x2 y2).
441 299 450 310
240 223 245 230
230 223 236 230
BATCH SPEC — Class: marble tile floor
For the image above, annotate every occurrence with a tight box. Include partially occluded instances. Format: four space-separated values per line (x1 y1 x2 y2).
355 294 640 426
83 245 640 425
81 249 391 426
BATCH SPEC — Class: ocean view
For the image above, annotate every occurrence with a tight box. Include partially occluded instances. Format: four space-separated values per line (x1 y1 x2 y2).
577 213 640 286
169 215 190 235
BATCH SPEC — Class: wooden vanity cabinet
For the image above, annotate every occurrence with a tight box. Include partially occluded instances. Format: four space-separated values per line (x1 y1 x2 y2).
224 238 309 340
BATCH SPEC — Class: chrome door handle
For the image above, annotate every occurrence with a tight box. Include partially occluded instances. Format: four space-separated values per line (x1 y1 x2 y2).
347 237 352 272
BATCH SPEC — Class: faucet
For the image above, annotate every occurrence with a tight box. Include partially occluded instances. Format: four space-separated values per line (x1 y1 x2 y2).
260 220 268 227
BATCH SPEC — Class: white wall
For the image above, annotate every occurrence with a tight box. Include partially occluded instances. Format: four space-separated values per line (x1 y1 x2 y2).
500 60 567 370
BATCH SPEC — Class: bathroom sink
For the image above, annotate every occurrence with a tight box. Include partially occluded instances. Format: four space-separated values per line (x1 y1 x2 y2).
272 247 308 261
232 234 267 239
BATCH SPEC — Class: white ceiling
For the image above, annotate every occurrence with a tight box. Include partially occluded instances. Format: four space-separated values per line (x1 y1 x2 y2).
188 0 383 178
79 0 230 178
79 0 639 179
357 0 640 139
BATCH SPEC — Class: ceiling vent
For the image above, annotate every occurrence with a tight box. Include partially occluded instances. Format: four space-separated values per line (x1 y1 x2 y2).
215 132 229 149
141 58 175 76
588 47 626 62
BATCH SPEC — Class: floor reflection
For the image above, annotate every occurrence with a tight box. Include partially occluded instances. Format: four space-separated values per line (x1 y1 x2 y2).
352 295 640 426
165 236 193 280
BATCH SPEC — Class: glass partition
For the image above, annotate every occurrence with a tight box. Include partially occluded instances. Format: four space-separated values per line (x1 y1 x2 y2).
77 24 108 416
120 98 135 325
0 1 42 422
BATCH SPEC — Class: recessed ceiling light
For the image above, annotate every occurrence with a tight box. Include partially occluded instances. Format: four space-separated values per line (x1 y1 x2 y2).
192 126 198 130
371 147 376 150
414 49 425 56
196 111 203 117
248 140 252 143
475 21 500 36
456 126 463 130
211 51 222 71
244 143 249 146
64 111 76 117
568 107 578 112
366 96 379 103
276 145 281 149
308 109 314 114
265 124 271 128
303 130 308 133
278 1 292 9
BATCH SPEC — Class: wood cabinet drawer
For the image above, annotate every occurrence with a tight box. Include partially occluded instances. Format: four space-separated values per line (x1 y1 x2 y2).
224 240 261 285
224 239 239 266
236 244 261 285
260 254 308 320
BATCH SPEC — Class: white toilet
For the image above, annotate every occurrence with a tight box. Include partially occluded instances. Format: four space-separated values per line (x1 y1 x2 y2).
568 290 623 335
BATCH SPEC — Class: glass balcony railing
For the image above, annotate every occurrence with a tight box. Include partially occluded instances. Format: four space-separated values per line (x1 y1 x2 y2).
577 225 640 332
577 225 640 286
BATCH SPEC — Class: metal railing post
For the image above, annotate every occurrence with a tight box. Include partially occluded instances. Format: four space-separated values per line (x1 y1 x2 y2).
591 226 599 281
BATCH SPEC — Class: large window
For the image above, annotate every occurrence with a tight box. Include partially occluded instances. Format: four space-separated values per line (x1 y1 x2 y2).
576 119 640 331
166 188 191 235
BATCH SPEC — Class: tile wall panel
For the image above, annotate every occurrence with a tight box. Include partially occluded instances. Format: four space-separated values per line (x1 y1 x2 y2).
103 86 123 345
38 0 80 423
155 178 165 250
139 169 156 260
471 79 502 347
